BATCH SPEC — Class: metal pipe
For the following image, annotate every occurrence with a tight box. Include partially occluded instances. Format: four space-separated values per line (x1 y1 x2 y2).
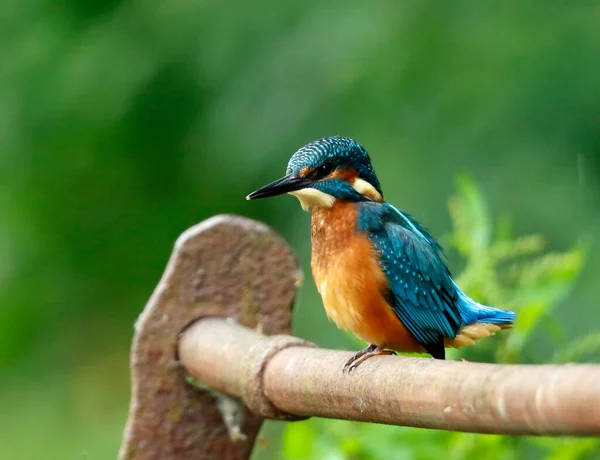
179 317 600 436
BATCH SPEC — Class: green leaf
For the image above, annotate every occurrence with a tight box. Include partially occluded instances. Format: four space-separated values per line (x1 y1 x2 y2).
453 174 492 259
553 332 600 363
545 438 600 460
282 421 315 459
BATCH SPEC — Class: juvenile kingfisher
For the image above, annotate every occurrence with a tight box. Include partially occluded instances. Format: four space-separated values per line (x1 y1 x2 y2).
247 137 515 372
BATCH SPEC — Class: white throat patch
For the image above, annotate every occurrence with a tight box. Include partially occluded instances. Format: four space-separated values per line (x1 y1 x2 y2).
289 188 336 211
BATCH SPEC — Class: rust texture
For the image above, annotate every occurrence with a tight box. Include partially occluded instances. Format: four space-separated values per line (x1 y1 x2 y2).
179 319 313 420
180 319 600 437
119 215 302 460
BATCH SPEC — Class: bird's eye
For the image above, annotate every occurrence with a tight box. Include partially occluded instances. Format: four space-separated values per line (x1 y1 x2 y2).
310 162 333 179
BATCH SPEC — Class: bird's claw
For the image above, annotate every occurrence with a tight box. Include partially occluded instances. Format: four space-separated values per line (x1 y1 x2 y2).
343 345 395 373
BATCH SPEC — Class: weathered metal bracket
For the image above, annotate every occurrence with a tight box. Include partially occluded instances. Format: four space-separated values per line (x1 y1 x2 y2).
119 215 302 460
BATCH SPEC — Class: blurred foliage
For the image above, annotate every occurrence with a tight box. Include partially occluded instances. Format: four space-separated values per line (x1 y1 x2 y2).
1 0 599 458
276 178 596 460
449 177 586 364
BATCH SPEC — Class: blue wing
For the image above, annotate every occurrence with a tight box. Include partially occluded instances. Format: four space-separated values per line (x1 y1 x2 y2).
358 202 462 358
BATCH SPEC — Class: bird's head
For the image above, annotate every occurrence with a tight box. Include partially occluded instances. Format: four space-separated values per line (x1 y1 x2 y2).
247 137 383 211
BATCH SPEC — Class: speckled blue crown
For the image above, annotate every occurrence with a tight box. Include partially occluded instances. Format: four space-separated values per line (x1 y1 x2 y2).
286 137 383 195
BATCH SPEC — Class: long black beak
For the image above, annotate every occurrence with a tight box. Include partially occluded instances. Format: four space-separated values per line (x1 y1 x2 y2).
246 175 311 200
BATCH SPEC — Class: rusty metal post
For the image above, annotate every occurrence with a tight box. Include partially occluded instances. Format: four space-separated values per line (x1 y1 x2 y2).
119 215 303 460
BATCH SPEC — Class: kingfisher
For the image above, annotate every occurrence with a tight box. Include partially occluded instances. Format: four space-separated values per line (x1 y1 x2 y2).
247 137 515 372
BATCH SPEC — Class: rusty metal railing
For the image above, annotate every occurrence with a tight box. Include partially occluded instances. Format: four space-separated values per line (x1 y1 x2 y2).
119 215 600 460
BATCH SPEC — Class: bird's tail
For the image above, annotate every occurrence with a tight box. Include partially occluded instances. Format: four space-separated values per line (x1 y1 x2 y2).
453 282 516 326
464 301 516 326
444 283 516 349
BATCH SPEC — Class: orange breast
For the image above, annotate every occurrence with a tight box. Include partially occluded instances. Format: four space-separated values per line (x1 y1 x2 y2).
311 202 424 353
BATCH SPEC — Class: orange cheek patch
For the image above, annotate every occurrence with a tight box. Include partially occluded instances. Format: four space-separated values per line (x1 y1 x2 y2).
328 168 359 182
299 167 312 178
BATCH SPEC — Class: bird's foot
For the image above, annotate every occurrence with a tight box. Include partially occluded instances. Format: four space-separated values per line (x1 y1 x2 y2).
343 344 396 373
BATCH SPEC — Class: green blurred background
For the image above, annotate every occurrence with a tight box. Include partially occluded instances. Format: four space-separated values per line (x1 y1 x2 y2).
1 0 599 459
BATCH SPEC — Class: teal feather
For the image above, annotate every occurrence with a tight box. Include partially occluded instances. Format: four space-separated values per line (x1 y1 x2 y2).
358 202 461 358
358 201 515 358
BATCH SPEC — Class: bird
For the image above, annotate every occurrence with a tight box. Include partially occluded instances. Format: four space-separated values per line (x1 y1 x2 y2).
247 136 516 372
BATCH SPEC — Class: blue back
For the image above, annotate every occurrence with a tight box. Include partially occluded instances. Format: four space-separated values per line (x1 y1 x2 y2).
358 201 462 358
358 201 515 358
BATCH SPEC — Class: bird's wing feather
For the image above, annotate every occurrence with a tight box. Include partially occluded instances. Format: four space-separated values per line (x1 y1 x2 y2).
358 202 462 357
